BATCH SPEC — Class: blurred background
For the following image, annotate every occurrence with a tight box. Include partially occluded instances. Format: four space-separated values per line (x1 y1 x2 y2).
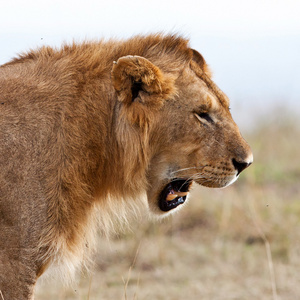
2 0 299 299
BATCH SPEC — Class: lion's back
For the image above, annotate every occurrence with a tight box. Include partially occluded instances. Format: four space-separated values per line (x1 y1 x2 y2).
0 53 108 207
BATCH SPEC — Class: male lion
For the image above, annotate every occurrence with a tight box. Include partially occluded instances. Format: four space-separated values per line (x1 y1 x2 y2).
0 34 252 299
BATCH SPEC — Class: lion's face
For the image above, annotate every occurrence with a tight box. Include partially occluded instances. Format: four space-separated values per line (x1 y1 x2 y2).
146 63 253 214
112 52 253 216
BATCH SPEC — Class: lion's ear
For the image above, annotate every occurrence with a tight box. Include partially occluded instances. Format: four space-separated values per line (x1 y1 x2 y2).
111 55 175 106
191 49 212 77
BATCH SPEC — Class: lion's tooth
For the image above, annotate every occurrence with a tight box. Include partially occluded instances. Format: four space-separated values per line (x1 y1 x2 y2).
166 194 178 201
166 192 189 201
177 192 188 197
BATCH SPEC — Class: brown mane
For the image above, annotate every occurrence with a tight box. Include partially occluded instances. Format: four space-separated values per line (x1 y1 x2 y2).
3 34 193 71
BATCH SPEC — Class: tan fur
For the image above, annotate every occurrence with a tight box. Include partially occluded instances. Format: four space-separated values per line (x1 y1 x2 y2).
0 34 252 299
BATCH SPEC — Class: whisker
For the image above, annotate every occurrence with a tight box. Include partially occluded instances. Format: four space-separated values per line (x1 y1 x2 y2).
170 165 207 176
170 167 198 176
178 176 195 191
169 168 232 190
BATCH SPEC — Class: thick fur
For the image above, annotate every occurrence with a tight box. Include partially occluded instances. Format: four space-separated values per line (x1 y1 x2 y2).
0 34 252 299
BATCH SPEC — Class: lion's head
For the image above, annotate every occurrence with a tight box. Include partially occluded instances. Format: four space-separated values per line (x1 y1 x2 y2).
111 39 252 216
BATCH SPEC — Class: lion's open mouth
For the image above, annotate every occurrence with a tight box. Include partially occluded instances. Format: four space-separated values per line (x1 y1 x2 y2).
158 179 192 212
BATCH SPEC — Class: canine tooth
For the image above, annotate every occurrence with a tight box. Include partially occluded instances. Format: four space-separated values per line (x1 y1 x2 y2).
166 194 178 201
177 192 188 197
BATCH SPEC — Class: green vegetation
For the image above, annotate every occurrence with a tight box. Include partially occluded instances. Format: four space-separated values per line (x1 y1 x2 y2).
36 110 300 300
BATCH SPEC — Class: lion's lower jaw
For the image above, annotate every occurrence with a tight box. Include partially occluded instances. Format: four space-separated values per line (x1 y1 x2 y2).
148 194 192 218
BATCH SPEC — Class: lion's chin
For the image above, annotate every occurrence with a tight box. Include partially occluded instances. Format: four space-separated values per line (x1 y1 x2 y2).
158 178 193 212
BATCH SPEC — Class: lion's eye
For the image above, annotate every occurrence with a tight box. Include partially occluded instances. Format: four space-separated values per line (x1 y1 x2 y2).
195 112 214 124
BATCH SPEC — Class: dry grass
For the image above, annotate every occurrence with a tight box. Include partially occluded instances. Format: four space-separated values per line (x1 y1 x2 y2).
36 109 300 300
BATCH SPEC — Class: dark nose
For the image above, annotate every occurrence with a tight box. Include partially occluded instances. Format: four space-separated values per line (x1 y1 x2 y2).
232 158 252 175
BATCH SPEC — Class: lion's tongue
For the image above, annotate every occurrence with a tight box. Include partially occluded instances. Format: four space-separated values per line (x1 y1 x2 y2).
166 191 188 201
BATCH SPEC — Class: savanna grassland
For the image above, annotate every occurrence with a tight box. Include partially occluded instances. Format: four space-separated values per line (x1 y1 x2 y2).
36 110 300 300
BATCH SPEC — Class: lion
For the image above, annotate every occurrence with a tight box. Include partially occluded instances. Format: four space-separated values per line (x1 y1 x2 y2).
0 34 252 299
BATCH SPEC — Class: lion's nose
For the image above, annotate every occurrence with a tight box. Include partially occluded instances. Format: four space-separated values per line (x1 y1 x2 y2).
232 157 252 175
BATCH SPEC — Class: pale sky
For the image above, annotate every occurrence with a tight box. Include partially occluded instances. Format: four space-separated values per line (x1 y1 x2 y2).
1 0 300 127
1 0 300 38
